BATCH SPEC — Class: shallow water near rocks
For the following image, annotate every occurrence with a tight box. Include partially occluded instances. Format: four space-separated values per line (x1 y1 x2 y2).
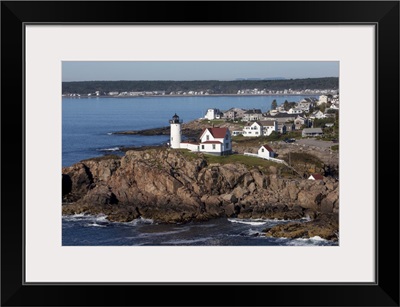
62 214 338 246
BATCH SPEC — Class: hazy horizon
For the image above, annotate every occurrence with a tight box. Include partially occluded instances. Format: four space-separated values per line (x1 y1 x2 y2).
62 61 339 82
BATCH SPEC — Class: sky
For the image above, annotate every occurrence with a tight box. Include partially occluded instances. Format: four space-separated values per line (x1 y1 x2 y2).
62 61 339 82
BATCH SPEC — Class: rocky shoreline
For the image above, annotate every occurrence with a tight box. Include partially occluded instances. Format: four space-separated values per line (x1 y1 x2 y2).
112 121 205 139
62 148 339 241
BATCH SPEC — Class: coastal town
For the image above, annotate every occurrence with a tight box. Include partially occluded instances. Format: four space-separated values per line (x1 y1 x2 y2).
62 88 338 98
165 93 339 181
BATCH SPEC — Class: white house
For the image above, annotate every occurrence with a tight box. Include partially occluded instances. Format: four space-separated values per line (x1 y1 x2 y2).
204 108 222 120
297 101 312 112
198 127 232 155
287 107 303 114
180 127 232 156
258 144 275 159
242 121 277 137
318 95 328 105
242 122 262 137
310 110 326 119
259 120 278 136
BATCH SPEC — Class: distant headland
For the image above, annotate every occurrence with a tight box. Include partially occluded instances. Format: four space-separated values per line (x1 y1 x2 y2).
62 77 339 98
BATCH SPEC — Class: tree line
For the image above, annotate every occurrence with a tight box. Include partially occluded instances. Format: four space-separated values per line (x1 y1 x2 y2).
62 77 339 95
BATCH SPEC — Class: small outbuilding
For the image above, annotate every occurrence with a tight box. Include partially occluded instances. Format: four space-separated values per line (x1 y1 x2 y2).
258 144 275 159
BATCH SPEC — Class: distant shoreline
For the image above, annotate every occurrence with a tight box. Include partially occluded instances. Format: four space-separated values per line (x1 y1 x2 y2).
62 93 323 99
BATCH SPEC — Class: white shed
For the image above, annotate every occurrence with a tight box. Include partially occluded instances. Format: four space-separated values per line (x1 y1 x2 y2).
258 144 275 159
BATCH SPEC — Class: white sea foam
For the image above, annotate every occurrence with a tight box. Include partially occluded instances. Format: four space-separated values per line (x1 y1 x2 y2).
309 236 325 241
107 132 113 135
95 215 108 222
244 229 262 236
98 147 120 152
137 217 154 224
62 213 106 223
278 236 335 246
63 213 86 218
228 218 267 226
121 217 155 226
86 223 107 228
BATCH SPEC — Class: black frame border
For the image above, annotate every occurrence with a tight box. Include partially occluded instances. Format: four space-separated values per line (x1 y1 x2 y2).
1 1 399 306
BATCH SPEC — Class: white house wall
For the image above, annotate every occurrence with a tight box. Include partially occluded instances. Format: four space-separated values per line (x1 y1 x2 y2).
200 143 222 153
243 123 262 137
258 148 271 158
180 143 199 152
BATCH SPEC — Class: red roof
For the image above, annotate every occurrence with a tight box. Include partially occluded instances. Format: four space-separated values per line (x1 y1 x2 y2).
311 173 324 180
262 144 274 152
204 127 229 139
202 140 222 144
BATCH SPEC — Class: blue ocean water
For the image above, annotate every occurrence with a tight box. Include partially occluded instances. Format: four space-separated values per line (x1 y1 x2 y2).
62 95 338 246
62 214 337 246
62 95 317 167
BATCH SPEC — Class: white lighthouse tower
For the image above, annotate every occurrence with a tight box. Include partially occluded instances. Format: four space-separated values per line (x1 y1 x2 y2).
169 113 182 149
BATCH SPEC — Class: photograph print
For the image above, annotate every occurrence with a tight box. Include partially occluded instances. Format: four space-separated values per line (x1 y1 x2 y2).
61 61 340 246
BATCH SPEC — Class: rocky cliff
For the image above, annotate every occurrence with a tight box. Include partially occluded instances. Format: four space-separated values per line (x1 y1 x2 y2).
62 149 339 240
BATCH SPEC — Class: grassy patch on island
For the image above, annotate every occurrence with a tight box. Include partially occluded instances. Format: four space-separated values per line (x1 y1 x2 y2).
232 131 302 146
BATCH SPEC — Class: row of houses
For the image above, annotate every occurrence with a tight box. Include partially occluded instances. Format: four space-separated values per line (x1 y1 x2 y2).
204 95 339 121
204 106 335 123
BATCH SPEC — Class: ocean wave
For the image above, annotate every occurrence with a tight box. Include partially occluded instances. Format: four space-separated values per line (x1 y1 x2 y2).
62 213 107 223
107 132 113 135
277 236 337 246
228 218 267 226
228 217 312 227
63 213 87 218
85 223 107 228
246 229 262 236
62 213 91 222
117 217 155 226
97 147 120 152
95 215 109 222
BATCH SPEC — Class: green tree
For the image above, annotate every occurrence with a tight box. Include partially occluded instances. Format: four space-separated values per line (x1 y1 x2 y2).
271 99 278 110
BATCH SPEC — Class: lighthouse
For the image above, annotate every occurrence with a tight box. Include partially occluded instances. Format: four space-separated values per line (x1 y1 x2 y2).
169 113 182 149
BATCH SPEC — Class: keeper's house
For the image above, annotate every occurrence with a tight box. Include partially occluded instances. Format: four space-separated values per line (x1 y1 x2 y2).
179 127 232 156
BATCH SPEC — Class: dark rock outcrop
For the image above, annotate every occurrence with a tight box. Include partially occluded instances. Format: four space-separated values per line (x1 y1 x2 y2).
62 148 339 239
